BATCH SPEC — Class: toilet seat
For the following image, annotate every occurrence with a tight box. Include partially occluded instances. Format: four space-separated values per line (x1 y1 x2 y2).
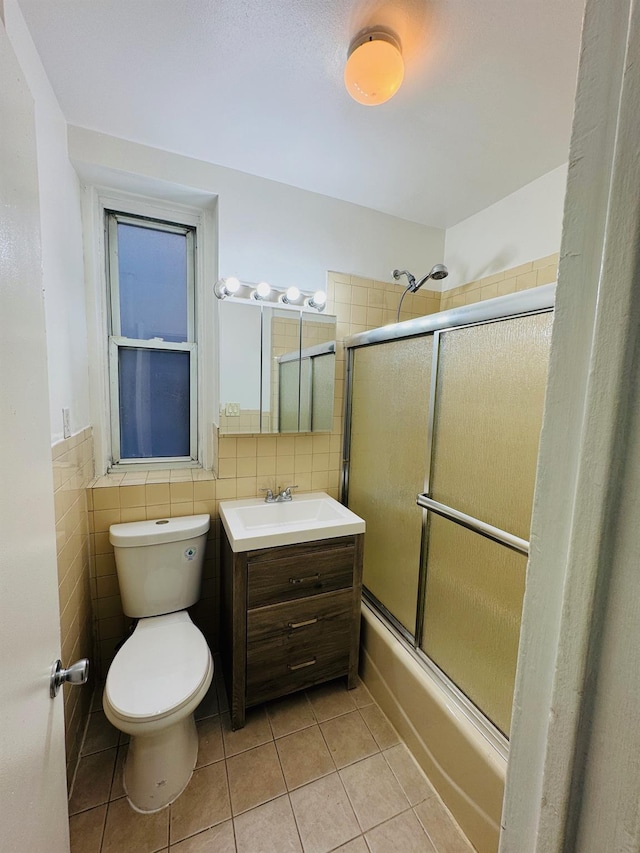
105 612 212 724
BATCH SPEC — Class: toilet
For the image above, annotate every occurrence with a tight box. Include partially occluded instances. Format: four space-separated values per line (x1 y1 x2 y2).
103 514 213 813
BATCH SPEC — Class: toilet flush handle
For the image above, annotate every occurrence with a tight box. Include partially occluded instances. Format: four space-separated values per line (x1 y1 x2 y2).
49 658 89 698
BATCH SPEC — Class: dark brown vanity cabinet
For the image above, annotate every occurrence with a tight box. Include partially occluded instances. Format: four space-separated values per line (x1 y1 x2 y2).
220 532 364 729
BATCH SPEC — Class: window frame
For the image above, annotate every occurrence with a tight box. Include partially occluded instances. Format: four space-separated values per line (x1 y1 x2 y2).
82 187 217 476
105 211 198 467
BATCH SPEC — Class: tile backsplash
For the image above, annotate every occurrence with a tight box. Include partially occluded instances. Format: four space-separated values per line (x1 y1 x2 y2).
52 427 94 785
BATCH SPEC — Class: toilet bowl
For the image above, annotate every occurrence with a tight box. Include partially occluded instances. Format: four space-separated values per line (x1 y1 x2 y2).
103 612 213 812
104 514 213 813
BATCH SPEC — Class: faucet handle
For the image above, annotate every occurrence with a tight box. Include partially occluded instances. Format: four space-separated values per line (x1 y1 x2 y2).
281 485 299 498
259 488 274 502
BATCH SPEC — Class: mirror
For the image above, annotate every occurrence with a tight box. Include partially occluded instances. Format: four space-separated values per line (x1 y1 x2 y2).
218 299 336 435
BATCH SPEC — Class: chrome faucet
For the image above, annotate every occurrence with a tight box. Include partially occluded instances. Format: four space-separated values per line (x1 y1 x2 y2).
260 485 298 503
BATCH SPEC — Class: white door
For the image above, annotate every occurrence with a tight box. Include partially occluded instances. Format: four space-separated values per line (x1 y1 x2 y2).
0 20 70 853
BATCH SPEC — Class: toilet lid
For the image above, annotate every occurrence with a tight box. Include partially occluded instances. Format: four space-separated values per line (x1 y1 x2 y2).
106 617 212 721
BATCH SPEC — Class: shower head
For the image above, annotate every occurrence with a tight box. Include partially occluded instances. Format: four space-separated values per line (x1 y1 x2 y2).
393 264 449 294
414 264 449 291
428 264 449 281
394 263 450 322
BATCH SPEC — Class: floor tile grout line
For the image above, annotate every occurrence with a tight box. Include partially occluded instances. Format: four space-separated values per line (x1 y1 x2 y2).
379 743 433 808
357 703 400 752
284 790 306 853
336 751 412 838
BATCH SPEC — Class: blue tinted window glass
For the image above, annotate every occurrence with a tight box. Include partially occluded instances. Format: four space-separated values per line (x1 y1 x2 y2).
117 223 188 342
119 348 190 458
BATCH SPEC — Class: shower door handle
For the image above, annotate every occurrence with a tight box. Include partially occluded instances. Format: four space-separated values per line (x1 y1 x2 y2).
416 494 529 556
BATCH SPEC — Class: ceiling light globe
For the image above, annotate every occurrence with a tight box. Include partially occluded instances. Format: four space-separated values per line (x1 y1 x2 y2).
345 33 404 106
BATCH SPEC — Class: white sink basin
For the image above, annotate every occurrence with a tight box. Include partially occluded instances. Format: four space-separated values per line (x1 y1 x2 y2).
219 491 365 552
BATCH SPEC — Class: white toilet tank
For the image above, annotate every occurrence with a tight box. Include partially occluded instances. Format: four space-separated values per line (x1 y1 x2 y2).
109 515 210 618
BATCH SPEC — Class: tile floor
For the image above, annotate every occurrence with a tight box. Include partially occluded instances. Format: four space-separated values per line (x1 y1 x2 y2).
69 666 474 853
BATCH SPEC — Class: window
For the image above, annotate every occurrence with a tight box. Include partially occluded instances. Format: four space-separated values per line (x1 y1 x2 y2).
106 212 197 465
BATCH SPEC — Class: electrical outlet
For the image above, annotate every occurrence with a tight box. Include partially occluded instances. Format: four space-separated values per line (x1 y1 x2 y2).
225 402 240 417
62 408 71 439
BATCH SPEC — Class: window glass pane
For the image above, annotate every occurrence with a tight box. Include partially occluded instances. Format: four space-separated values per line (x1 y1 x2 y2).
118 348 190 458
117 223 188 342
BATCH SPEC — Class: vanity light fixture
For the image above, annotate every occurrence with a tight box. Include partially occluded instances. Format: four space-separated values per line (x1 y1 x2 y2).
345 30 404 106
279 286 301 305
304 290 327 312
213 276 241 299
251 281 272 301
213 278 327 312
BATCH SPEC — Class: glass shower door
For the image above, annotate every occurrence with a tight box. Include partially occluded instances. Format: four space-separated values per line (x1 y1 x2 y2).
421 312 552 735
348 336 432 636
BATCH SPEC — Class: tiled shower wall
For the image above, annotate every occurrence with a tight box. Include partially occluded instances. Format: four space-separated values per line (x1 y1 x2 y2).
85 256 558 680
439 254 559 310
52 427 94 784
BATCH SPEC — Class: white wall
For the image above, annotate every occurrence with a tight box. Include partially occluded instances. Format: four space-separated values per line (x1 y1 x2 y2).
444 165 567 290
4 0 90 444
68 126 445 292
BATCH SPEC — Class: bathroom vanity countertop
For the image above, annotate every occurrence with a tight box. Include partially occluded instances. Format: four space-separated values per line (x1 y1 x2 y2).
219 491 365 552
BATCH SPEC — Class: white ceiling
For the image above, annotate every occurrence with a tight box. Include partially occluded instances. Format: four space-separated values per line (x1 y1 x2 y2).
17 0 584 229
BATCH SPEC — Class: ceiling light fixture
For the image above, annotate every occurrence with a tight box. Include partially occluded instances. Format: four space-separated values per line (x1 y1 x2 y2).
344 30 404 106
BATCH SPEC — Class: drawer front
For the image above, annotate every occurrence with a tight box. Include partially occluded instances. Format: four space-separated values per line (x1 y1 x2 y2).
247 589 352 645
247 543 354 608
246 599 352 706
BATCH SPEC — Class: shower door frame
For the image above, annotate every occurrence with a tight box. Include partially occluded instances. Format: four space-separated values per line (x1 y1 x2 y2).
342 284 556 757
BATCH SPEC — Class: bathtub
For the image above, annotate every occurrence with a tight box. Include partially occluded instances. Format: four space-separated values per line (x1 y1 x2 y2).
359 602 506 853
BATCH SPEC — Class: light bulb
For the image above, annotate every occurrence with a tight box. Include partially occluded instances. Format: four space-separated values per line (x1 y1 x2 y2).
279 286 301 304
304 290 327 311
225 276 241 294
251 281 272 300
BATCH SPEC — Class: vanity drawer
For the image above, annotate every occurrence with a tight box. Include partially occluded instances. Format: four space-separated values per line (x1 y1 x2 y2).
247 539 355 608
247 589 352 645
246 623 351 707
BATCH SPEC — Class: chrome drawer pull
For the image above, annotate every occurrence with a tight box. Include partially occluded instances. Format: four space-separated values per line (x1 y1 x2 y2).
288 658 317 671
289 573 320 585
288 617 319 630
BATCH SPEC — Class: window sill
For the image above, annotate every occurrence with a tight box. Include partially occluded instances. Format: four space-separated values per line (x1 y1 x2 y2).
90 467 215 488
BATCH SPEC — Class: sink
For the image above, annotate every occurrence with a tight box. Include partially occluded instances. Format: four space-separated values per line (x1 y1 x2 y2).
219 491 365 552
